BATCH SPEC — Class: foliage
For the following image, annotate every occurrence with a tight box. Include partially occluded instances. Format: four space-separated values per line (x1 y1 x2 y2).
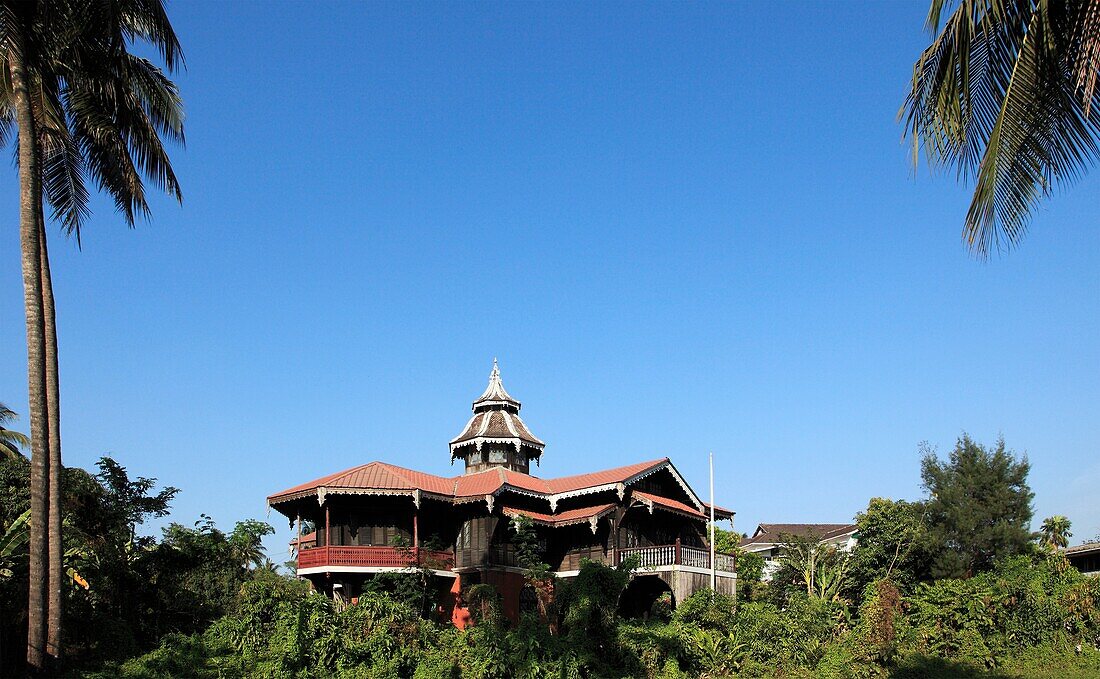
0 403 29 460
1040 515 1073 550
849 497 932 600
18 443 1097 679
712 526 765 600
510 514 555 618
773 531 853 603
0 453 273 675
902 0 1100 257
921 435 1034 579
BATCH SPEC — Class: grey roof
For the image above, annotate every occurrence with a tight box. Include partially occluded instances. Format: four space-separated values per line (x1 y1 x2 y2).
740 523 857 547
1066 542 1100 556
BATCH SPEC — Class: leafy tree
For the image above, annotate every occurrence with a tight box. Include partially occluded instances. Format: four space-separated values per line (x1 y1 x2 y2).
903 0 1100 257
921 435 1034 579
1039 515 1073 550
228 520 274 571
849 497 933 599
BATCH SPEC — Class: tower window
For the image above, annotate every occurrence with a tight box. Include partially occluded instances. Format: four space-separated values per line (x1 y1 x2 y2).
488 447 507 464
468 449 483 465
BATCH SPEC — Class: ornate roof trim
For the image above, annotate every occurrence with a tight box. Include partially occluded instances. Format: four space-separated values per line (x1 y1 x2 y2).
473 359 520 410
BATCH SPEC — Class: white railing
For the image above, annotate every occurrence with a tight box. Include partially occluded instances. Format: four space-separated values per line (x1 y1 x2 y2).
617 540 736 574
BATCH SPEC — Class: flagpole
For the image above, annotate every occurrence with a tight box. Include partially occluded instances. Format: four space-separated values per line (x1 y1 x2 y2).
709 451 716 593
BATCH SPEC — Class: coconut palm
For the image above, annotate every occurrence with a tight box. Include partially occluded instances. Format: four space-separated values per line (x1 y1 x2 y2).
903 0 1100 257
0 403 29 460
0 0 183 667
1040 515 1073 549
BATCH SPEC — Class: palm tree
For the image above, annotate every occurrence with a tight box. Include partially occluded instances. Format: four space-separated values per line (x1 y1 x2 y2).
0 403 29 460
903 0 1100 257
0 0 183 668
1040 515 1073 549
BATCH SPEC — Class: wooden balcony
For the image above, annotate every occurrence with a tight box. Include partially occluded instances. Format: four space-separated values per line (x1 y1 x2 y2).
617 541 736 574
297 545 454 571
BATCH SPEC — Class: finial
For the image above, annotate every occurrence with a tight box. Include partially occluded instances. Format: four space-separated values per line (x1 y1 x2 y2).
491 357 499 378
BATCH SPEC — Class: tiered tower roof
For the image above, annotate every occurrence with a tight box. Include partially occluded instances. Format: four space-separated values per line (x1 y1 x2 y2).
449 360 544 465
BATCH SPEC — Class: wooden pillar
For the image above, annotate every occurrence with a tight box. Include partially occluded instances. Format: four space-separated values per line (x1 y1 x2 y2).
674 537 682 566
413 509 419 549
325 504 331 548
295 510 302 564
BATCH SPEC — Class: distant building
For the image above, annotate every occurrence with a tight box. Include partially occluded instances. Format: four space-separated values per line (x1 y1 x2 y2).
1066 542 1100 576
740 523 857 580
267 362 735 625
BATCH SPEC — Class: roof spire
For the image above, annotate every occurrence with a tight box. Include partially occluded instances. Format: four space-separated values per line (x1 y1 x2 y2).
474 358 517 411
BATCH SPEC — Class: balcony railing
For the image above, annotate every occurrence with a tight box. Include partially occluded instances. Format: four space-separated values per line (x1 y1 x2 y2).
297 545 454 571
617 540 736 574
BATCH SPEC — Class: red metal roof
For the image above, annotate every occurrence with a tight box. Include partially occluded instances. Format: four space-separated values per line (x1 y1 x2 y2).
501 503 617 527
545 458 669 493
632 490 705 518
269 458 676 506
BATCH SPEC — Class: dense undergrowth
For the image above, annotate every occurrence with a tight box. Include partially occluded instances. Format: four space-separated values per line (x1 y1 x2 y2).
81 553 1100 679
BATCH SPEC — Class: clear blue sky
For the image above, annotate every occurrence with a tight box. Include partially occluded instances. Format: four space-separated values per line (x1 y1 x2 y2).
2 1 1098 564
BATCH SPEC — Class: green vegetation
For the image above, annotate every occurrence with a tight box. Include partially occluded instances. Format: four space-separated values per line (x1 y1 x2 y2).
903 0 1100 257
3 435 1099 678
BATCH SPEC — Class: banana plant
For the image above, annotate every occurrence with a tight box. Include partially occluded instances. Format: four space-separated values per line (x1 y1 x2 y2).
0 509 31 578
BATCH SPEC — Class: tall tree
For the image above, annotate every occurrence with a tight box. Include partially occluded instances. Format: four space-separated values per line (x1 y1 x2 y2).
1039 515 1073 549
903 0 1100 257
1 3 52 666
921 435 1034 578
0 0 184 667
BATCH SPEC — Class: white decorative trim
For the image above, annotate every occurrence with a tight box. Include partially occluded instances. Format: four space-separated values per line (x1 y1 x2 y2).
413 488 421 509
317 487 328 506
484 494 494 513
653 460 706 512
616 483 626 500
297 566 457 577
502 411 520 438
588 515 600 534
624 563 737 578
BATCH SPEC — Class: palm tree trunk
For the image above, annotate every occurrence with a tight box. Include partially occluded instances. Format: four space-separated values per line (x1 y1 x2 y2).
9 40 51 673
39 214 63 662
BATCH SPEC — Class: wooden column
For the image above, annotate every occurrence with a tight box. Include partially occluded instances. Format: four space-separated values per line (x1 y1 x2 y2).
325 504 331 547
674 537 682 566
413 509 419 549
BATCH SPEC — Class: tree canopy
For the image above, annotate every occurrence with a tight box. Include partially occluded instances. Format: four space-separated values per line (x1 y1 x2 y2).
921 435 1034 578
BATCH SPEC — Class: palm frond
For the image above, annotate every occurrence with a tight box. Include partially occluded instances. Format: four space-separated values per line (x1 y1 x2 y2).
41 122 91 241
903 0 1100 257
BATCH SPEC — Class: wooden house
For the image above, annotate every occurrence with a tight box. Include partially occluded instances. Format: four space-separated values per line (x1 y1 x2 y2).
267 362 735 624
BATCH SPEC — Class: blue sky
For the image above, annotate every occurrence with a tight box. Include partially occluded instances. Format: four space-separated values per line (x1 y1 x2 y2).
2 1 1098 564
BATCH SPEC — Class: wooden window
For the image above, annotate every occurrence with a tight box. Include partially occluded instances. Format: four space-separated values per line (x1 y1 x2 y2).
459 520 472 549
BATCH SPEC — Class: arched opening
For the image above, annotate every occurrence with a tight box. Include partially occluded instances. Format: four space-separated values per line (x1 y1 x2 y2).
618 574 675 620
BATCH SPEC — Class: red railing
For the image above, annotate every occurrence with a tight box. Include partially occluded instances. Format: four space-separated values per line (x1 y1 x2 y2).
297 546 454 571
617 539 736 574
